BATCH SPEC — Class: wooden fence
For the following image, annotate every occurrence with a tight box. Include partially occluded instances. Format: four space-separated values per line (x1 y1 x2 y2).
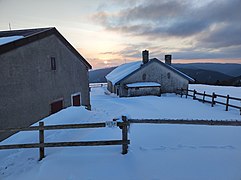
0 116 130 161
176 88 241 115
1 115 241 161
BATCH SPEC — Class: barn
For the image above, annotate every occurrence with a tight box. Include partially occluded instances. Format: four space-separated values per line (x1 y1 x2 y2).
0 27 91 141
106 50 194 97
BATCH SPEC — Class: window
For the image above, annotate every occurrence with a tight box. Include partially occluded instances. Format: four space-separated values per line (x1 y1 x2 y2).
167 72 171 79
51 57 56 70
142 73 147 81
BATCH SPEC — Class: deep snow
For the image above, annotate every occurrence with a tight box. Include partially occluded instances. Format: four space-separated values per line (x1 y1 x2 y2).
0 84 241 180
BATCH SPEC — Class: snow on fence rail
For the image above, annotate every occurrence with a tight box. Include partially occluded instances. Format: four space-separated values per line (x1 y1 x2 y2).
0 117 130 161
89 83 107 88
176 88 241 115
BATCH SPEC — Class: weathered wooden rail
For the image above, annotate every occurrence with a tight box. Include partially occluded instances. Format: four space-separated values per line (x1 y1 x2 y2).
0 116 130 161
176 88 241 115
129 119 241 126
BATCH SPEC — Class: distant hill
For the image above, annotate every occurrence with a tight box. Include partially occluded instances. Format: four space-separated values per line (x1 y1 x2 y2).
89 63 240 85
227 75 241 86
173 63 241 77
89 67 116 83
176 68 233 85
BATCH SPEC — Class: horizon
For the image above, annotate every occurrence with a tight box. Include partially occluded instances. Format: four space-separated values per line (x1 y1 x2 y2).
91 59 241 70
1 0 241 69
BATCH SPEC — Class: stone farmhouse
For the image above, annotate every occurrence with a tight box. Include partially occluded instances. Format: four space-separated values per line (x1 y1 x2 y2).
106 50 194 97
0 27 91 141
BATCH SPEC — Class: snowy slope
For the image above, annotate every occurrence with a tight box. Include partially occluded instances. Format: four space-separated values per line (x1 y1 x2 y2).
0 84 241 180
105 61 141 85
190 84 241 107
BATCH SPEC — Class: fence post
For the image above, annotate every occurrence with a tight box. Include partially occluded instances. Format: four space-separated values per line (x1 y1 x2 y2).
121 116 128 155
39 122 45 161
211 92 216 107
193 90 196 100
202 91 206 103
226 95 230 111
180 88 183 98
185 89 188 98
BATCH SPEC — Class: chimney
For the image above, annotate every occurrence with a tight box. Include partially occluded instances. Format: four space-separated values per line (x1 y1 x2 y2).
165 54 172 65
142 50 149 64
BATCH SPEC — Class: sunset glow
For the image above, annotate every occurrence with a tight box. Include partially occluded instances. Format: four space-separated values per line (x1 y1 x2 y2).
1 0 241 69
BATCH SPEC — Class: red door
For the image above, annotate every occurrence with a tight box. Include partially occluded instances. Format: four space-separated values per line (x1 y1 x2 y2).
51 100 63 114
73 95 81 106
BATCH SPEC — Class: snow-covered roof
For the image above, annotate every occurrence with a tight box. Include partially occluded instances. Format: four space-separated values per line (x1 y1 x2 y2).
106 58 194 85
105 61 142 85
126 82 161 88
0 36 24 45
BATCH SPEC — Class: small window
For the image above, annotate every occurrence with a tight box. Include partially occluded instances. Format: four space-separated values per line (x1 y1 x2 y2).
142 73 146 81
51 57 56 70
167 72 171 79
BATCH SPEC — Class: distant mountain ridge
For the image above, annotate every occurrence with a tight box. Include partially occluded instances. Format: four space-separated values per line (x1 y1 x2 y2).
173 63 241 77
176 68 233 84
89 67 116 83
89 63 241 86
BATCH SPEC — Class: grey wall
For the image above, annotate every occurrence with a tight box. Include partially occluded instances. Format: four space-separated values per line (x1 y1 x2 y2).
127 86 161 97
0 34 90 141
118 60 189 97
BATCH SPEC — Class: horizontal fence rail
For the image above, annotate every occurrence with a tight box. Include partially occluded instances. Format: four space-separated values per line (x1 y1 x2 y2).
176 88 241 115
129 119 241 126
0 140 130 150
0 117 130 161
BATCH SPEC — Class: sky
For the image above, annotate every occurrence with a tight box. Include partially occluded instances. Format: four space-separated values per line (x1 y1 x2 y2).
0 0 241 69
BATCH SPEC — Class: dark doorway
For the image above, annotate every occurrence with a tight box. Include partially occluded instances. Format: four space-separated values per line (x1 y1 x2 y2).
51 99 63 114
72 94 81 106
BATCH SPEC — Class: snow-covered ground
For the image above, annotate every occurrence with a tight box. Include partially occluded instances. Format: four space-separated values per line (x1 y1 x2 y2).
190 84 241 107
0 84 241 180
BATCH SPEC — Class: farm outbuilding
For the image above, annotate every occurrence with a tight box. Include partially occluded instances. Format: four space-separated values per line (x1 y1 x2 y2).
0 27 92 141
106 50 194 97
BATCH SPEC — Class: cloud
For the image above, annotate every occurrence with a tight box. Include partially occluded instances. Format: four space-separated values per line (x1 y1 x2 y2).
198 23 241 48
93 0 241 52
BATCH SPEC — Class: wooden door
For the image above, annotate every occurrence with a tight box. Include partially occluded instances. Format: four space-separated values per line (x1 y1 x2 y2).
51 100 63 114
72 94 81 106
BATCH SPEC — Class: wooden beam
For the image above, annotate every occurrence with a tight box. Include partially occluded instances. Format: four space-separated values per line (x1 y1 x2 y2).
128 119 241 126
0 122 124 133
121 116 129 154
0 140 130 150
39 122 45 161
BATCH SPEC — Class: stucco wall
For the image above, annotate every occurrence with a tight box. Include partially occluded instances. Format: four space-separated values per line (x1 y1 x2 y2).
119 60 189 97
0 34 90 141
127 86 161 97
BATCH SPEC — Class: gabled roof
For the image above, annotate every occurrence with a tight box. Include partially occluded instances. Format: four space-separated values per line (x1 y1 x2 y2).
105 61 142 85
106 58 194 85
0 27 92 69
